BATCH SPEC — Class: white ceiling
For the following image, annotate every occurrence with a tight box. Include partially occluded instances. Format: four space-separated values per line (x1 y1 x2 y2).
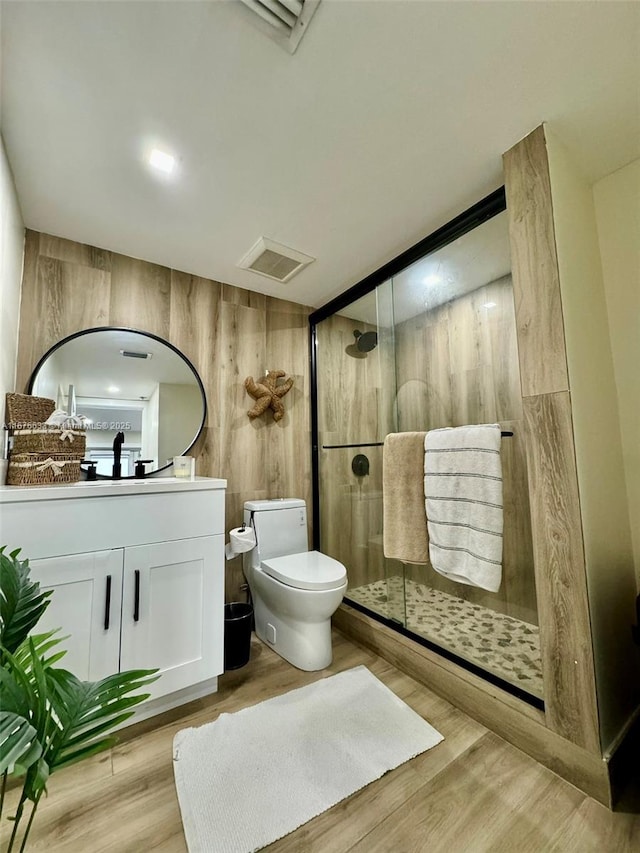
1 1 638 310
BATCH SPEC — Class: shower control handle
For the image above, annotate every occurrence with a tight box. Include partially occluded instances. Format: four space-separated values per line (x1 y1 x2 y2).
352 454 370 477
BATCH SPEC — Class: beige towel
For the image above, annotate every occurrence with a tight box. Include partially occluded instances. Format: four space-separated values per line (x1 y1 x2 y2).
383 432 428 564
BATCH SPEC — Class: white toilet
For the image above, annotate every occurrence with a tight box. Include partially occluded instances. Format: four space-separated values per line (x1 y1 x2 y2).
242 499 347 671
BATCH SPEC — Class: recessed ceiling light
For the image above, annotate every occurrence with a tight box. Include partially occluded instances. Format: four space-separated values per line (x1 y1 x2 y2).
483 302 497 309
107 385 120 393
148 149 175 174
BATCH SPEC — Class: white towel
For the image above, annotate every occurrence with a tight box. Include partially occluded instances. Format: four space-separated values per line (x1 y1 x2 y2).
424 424 503 593
225 526 257 561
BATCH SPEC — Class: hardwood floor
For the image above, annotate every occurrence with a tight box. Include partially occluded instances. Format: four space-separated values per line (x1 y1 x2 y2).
3 631 639 852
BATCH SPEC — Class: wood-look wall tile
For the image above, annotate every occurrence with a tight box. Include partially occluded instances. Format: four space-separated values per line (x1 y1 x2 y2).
503 125 569 397
266 295 310 315
16 232 313 605
15 231 44 392
523 391 600 752
169 271 221 429
17 250 111 392
37 256 110 357
221 283 267 311
450 366 497 426
487 276 523 423
266 308 310 380
192 427 221 480
501 420 537 623
109 254 171 339
320 445 386 589
316 314 388 444
39 232 112 271
448 296 481 374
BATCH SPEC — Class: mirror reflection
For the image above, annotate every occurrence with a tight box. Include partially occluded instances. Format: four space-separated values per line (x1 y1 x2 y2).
29 328 206 477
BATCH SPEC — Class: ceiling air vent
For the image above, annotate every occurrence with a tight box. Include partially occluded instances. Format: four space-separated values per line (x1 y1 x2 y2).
237 0 321 54
120 350 152 360
238 237 315 283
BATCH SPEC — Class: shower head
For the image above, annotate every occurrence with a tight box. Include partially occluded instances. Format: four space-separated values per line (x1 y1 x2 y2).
353 330 378 353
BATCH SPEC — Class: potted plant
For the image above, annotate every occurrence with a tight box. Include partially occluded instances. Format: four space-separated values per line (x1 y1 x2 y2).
0 547 158 852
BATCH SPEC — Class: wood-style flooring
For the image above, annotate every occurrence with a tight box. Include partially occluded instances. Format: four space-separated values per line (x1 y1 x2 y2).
2 630 639 852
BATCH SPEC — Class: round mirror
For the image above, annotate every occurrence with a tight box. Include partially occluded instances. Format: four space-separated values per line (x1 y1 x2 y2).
28 327 207 478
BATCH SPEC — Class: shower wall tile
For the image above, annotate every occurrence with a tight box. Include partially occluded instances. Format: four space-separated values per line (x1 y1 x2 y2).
486 276 523 422
522 390 599 752
316 313 395 445
394 276 537 622
15 231 312 601
319 444 386 590
503 124 569 397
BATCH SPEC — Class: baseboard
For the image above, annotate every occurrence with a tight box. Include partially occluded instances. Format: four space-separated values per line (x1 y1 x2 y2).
333 603 612 807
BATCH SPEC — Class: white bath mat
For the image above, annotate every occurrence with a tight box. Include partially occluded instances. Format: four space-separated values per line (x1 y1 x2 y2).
173 665 443 852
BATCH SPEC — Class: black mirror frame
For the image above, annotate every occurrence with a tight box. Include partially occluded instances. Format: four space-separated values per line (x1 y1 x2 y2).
27 326 208 479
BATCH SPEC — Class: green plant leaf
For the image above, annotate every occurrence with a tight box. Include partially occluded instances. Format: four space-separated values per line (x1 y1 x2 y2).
0 666 32 718
13 630 68 670
0 547 52 655
43 667 157 780
0 711 42 774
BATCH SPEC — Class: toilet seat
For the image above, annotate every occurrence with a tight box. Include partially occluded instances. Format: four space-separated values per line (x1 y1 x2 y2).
261 550 347 591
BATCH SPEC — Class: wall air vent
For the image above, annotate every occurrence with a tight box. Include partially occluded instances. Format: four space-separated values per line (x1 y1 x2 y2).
238 237 315 283
120 350 152 360
237 0 321 54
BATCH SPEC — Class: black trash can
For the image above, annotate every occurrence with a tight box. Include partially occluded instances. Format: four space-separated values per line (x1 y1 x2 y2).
223 602 253 670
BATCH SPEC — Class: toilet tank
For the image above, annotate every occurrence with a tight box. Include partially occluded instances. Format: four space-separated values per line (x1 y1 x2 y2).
244 499 308 563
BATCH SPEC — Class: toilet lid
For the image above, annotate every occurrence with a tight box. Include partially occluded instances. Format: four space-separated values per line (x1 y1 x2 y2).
261 550 347 591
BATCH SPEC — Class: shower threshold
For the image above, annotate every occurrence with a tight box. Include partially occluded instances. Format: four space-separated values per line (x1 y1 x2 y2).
346 578 544 706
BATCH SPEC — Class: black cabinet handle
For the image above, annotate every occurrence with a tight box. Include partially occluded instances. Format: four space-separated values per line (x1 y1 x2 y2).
133 570 140 622
104 575 112 631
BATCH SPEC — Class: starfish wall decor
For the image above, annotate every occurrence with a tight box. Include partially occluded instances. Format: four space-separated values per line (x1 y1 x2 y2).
244 370 294 422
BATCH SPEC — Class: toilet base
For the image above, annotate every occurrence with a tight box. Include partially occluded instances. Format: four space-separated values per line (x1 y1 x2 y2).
253 598 333 671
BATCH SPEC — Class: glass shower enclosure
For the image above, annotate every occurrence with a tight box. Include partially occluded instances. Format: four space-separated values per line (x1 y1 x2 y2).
310 190 542 706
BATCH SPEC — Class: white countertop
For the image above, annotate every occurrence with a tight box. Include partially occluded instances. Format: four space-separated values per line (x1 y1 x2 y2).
0 476 227 503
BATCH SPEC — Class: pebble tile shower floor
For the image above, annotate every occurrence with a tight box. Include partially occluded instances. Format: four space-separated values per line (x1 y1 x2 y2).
347 578 543 699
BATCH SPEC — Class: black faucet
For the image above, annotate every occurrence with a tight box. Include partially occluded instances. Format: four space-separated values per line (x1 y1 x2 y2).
112 431 125 479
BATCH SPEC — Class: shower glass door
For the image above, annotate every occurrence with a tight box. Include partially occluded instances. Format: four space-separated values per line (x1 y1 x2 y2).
315 279 405 626
312 191 543 705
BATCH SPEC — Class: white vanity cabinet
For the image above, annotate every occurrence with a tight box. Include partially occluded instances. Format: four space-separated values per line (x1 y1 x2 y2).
119 537 219 697
0 477 227 720
28 549 123 681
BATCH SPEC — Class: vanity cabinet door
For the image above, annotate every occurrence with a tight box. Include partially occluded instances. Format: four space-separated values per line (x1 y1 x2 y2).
119 536 223 700
29 550 124 682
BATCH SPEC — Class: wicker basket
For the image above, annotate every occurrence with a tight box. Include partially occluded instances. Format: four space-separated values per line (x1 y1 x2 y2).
12 426 87 456
6 453 82 486
5 393 56 428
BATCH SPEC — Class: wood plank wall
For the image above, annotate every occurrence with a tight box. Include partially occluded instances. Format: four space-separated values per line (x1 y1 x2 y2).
503 125 601 754
394 275 537 623
316 312 395 589
15 231 312 602
316 275 537 624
